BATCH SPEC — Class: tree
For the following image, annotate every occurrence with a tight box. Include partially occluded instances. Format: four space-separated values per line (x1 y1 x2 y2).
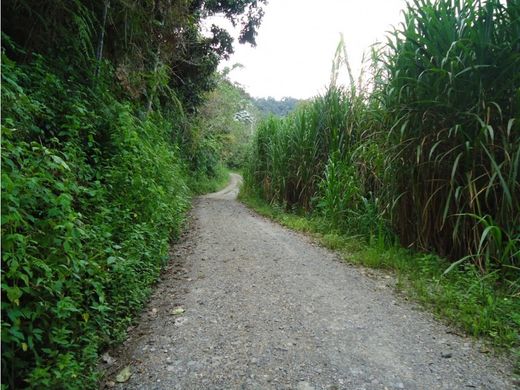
197 73 260 167
252 96 302 117
1 0 267 112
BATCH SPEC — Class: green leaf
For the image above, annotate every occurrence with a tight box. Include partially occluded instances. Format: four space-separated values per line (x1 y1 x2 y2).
4 285 22 306
51 155 71 171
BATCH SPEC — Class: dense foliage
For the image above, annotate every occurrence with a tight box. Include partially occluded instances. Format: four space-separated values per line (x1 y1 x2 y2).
197 73 260 168
2 0 265 388
243 0 519 345
383 0 520 268
2 56 191 388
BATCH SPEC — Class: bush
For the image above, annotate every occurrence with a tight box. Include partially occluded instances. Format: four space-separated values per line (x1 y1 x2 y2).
1 55 189 388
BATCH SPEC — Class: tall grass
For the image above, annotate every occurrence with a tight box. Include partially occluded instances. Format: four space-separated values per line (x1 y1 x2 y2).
383 0 520 277
244 0 519 281
244 88 389 243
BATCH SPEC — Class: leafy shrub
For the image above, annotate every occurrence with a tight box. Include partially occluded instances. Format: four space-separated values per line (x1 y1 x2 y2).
1 55 189 388
2 0 265 386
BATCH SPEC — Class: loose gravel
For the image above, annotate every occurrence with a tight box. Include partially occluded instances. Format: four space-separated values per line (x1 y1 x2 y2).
107 174 515 389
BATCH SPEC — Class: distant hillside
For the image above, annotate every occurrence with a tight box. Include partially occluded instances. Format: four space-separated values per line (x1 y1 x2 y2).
252 96 301 117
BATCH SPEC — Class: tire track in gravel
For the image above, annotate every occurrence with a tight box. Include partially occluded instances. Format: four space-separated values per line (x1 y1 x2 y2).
108 173 515 390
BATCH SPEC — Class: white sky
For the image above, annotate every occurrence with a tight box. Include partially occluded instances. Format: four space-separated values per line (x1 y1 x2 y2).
209 0 408 99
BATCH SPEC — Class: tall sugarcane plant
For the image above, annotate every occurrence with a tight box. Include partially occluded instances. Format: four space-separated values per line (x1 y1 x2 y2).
244 0 519 281
382 0 520 275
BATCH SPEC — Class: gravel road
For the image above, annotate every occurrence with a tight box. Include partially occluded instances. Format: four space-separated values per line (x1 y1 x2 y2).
108 173 515 389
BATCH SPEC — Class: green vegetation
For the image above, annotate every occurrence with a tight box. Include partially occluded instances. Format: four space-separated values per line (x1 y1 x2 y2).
242 0 519 358
252 96 302 118
198 71 260 169
2 0 519 387
1 0 265 388
384 0 520 271
2 57 191 388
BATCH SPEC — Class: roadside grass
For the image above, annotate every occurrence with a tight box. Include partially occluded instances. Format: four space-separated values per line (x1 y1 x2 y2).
238 190 520 372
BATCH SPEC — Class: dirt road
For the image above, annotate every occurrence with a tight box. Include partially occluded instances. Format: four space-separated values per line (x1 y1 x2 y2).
110 173 514 389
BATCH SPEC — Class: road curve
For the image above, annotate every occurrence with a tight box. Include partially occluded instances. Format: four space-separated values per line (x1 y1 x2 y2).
110 174 514 390
203 173 243 200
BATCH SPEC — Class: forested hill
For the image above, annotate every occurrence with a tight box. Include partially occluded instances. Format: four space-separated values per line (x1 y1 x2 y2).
1 1 265 388
252 96 302 117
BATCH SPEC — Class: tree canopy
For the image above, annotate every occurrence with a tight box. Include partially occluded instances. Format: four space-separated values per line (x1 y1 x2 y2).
2 0 267 111
252 96 302 117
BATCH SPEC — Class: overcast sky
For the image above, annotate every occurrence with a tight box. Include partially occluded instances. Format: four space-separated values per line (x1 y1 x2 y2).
209 0 408 99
